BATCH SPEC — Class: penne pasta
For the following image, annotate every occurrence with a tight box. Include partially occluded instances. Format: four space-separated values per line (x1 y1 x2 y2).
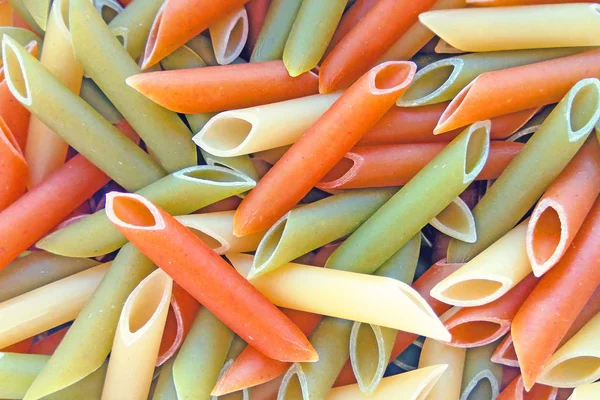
21 245 156 400
512 198 600 390
398 48 584 107
2 36 166 191
318 141 522 190
70 0 196 174
141 0 251 68
229 253 450 340
28 326 69 355
0 252 99 303
443 274 538 347
107 0 164 60
491 335 518 368
418 338 466 400
434 38 463 55
570 382 600 400
106 192 317 363
497 375 558 400
79 78 123 124
128 60 319 114
250 189 395 277
175 211 265 255
250 0 302 62
200 149 259 183
7 0 43 34
21 0 49 31
326 365 447 400
234 61 416 236
433 221 531 307
0 115 26 211
435 49 600 135
282 0 346 77
172 307 233 399
24 0 84 188
195 93 340 156
325 121 489 275
378 0 466 63
526 137 600 277
538 311 600 387
152 357 177 400
94 0 122 23
0 263 109 350
157 284 200 366
319 0 437 93
430 197 477 243
210 7 248 65
37 165 256 257
419 4 600 52
468 0 590 5
245 0 270 55
102 269 173 400
447 78 600 263
0 155 109 270
460 342 503 400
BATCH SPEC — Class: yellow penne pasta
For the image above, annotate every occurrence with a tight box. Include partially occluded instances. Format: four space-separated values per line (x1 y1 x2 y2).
418 338 466 400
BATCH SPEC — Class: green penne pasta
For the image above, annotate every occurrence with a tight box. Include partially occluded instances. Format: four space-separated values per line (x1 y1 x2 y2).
173 308 234 400
70 0 196 173
6 0 43 34
22 245 156 400
251 188 396 278
79 78 123 124
37 165 256 257
0 252 99 303
448 78 600 263
0 352 107 400
226 336 248 363
349 234 421 395
0 27 42 53
326 121 490 274
152 357 178 400
283 0 346 76
186 35 218 66
22 0 50 31
507 105 554 143
107 0 164 60
459 341 503 400
201 149 259 183
2 36 165 191
399 48 587 107
251 0 302 62
160 45 208 70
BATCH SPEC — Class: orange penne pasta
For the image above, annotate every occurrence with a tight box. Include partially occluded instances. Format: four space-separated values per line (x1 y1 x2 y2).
497 375 558 400
0 116 27 211
443 274 538 348
105 192 317 363
319 0 436 93
127 61 318 114
245 0 271 55
318 141 523 190
468 0 590 5
435 49 600 134
157 283 200 366
492 334 519 368
526 137 600 277
142 0 252 68
359 103 538 145
0 155 109 271
512 197 600 390
325 0 378 56
28 326 69 355
233 61 415 236
1 337 34 353
0 41 38 151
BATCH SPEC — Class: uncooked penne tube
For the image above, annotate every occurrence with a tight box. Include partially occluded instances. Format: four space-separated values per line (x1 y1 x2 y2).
200 148 259 183
418 338 466 400
0 116 26 211
194 93 340 156
459 342 503 400
175 211 264 255
102 269 173 400
229 253 450 341
430 197 476 243
537 312 600 387
325 365 447 400
6 0 43 34
419 3 600 52
210 7 248 65
0 263 109 349
570 382 600 400
432 220 531 307
22 0 50 30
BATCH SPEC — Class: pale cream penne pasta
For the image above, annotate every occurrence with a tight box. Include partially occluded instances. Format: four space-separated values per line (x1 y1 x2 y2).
0 263 109 349
418 338 466 400
229 253 450 341
430 197 476 243
193 93 341 156
210 7 248 65
176 211 264 255
325 365 448 400
102 269 173 400
430 220 532 307
570 381 600 400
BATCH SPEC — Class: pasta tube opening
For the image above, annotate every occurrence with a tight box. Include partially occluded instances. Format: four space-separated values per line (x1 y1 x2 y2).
430 197 477 243
197 116 255 155
464 122 490 181
177 165 256 186
399 59 461 106
251 217 287 276
277 364 308 400
127 271 172 335
106 192 165 231
460 373 498 400
211 8 248 65
184 227 225 253
527 202 566 277
568 79 600 140
318 154 360 190
437 279 505 303
370 61 416 95
141 2 165 69
94 0 122 23
2 37 32 107
349 322 387 395
541 356 600 388
446 320 505 347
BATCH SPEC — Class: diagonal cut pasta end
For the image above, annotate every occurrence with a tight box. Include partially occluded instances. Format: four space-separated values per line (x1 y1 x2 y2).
106 192 166 231
527 199 569 277
278 363 309 400
210 7 248 66
462 120 491 184
430 274 512 308
565 78 600 143
398 58 463 107
2 36 33 108
317 153 362 190
430 197 477 243
349 322 389 395
193 112 258 157
368 61 417 97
